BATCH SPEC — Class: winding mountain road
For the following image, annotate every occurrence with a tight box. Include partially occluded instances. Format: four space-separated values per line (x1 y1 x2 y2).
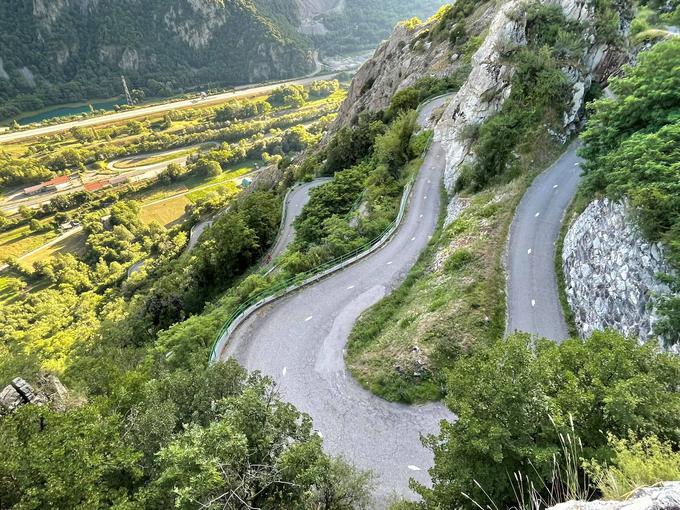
506 143 582 341
218 97 453 503
267 178 332 263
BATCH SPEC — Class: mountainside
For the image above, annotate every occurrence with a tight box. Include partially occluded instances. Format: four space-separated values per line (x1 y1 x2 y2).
0 0 313 121
0 0 445 121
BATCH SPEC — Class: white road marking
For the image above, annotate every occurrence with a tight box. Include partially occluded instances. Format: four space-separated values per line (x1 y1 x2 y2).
531 299 536 308
305 316 313 322
528 249 532 255
408 465 422 471
282 367 287 376
535 212 541 217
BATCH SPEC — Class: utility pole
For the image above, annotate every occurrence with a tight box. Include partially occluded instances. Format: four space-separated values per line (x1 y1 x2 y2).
121 75 133 106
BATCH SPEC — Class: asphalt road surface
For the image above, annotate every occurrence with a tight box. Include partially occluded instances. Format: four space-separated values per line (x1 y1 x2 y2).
267 178 332 263
219 97 454 504
506 143 582 341
0 73 338 145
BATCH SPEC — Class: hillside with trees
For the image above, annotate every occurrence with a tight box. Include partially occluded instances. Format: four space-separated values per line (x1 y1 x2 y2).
0 0 445 121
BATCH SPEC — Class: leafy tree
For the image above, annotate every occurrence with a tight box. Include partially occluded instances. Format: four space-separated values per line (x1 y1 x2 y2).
267 85 308 108
417 332 680 509
580 39 680 168
0 405 142 508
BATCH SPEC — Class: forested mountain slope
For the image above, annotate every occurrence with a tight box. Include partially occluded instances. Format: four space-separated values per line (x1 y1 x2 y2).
0 0 312 120
0 0 445 121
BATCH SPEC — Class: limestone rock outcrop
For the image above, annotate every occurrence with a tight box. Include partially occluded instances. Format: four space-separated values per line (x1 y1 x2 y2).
563 199 676 347
548 482 680 510
333 3 496 129
0 375 73 415
433 0 629 222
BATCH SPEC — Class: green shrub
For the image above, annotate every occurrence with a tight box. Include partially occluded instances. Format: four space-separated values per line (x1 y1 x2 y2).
585 434 680 499
417 331 680 509
445 249 475 271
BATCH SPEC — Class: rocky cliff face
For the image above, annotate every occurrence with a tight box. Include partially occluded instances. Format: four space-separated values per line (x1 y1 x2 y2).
0 0 314 118
334 3 495 128
563 198 677 349
334 0 628 221
434 0 628 213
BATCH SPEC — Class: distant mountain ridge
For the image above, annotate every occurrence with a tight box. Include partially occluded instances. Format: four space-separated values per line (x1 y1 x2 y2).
0 0 445 121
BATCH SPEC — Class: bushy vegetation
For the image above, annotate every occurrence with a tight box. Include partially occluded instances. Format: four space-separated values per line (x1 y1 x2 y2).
0 361 373 509
585 434 680 499
282 111 421 271
411 331 680 509
579 39 680 344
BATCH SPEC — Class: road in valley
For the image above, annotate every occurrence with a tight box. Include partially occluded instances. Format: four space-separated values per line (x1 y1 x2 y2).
506 143 582 341
0 73 339 145
218 96 454 504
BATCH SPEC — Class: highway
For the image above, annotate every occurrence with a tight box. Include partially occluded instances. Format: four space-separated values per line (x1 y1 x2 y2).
0 73 338 145
506 143 582 341
218 97 453 504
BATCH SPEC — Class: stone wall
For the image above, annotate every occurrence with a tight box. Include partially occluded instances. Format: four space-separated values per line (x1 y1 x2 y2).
562 198 675 346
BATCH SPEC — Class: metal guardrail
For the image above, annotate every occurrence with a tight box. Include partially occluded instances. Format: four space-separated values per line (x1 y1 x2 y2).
209 178 415 362
208 93 448 362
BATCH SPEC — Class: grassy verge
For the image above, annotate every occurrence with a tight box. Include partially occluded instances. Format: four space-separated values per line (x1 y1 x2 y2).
346 140 569 403
23 230 87 265
555 187 591 338
139 197 192 227
0 226 57 260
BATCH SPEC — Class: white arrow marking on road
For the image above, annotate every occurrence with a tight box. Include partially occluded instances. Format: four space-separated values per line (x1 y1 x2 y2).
531 299 536 308
305 316 313 322
282 367 287 376
408 465 422 471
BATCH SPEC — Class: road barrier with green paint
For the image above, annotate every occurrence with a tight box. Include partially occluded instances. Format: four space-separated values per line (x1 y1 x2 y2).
209 178 414 362
208 93 449 362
